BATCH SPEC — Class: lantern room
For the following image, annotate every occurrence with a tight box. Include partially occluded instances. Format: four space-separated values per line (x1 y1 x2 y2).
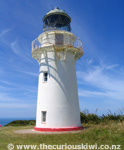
42 7 71 32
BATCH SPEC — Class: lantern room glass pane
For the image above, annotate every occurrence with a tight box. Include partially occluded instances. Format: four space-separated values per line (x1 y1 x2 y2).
43 14 71 31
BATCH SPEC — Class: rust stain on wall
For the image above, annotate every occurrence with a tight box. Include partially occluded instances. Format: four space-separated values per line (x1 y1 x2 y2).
58 54 61 60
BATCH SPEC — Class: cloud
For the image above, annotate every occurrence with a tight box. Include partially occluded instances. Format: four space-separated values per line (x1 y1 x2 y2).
0 80 16 85
86 59 93 64
78 89 123 100
11 40 32 62
0 85 36 108
11 41 20 55
0 79 37 105
0 68 4 75
106 64 119 70
0 103 35 108
78 90 106 97
0 28 12 37
77 60 124 100
0 81 37 94
0 92 19 102
18 70 38 77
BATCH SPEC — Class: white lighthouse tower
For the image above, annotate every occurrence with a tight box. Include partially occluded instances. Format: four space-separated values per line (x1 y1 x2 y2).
32 7 83 132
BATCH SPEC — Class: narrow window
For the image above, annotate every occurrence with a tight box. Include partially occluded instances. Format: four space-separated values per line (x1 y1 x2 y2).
41 111 46 123
43 72 48 82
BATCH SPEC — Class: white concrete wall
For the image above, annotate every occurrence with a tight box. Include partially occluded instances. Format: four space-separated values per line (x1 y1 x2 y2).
38 30 76 47
35 48 81 128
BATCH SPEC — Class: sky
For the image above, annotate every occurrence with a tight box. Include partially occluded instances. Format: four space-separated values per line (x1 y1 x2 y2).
0 0 124 118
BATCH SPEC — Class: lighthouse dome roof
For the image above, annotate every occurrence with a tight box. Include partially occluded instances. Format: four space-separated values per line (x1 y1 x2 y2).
46 7 66 15
43 7 71 21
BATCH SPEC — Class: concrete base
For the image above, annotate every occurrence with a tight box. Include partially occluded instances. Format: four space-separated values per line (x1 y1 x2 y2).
34 126 83 132
13 129 83 134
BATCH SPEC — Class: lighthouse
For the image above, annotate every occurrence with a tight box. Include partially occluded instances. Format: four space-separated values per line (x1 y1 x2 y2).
32 7 83 132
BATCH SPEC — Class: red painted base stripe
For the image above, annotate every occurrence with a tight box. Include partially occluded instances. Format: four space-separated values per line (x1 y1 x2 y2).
34 126 83 132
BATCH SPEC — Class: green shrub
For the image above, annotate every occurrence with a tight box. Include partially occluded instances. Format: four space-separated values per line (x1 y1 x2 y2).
80 112 100 124
5 120 36 126
80 109 124 124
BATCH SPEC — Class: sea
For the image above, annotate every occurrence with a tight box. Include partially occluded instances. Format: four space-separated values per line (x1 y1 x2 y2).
0 118 36 126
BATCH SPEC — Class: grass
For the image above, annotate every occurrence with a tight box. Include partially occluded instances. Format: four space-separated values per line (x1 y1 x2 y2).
0 121 124 150
1 110 124 150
